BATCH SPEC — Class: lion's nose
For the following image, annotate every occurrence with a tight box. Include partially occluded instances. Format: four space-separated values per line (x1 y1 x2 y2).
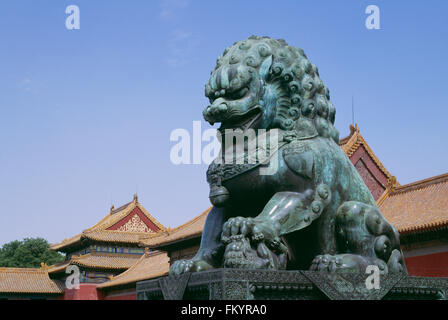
203 100 228 121
211 104 228 114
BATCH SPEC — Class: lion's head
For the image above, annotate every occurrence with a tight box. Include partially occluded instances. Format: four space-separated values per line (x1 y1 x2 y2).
203 36 339 143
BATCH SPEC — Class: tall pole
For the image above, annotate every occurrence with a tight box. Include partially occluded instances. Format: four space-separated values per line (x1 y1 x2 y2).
352 95 355 126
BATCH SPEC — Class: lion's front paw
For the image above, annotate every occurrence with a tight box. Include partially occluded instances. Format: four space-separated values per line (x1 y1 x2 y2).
310 254 388 274
169 259 194 276
169 259 214 276
221 217 255 243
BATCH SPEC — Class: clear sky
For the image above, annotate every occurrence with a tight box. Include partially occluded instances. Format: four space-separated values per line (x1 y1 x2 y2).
0 0 447 246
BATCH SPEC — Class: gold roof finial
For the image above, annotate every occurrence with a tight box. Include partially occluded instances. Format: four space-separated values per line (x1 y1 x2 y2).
133 193 138 204
110 205 115 214
144 247 149 256
40 262 48 269
349 123 360 136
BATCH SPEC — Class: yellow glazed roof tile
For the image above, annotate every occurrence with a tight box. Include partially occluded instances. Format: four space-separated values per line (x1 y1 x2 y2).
69 252 141 270
51 195 166 251
380 173 448 234
97 251 169 289
339 124 398 187
0 267 64 294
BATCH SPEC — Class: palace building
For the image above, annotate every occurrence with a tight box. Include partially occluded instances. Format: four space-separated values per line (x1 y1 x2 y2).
0 125 447 299
0 194 166 300
48 194 166 299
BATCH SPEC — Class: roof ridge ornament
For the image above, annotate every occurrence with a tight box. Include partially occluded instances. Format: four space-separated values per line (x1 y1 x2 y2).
110 205 115 214
386 176 399 191
349 123 360 136
133 193 138 204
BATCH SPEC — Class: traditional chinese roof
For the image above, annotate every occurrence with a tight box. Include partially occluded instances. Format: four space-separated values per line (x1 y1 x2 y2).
48 252 141 273
0 267 64 294
71 253 141 270
97 250 169 290
379 172 448 234
339 124 399 190
139 207 211 248
47 261 71 274
51 195 166 252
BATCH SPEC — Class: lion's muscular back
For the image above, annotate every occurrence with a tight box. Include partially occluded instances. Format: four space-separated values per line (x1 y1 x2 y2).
293 136 376 206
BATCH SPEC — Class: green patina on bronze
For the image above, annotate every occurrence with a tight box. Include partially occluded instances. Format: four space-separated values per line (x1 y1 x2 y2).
170 36 407 276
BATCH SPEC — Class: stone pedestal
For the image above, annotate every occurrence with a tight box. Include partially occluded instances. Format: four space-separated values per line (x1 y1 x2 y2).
136 269 448 300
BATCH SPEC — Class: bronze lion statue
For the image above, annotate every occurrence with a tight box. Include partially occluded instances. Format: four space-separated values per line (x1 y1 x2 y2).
170 36 407 275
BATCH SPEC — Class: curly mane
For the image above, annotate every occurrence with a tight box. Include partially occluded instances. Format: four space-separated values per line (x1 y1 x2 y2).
213 36 340 144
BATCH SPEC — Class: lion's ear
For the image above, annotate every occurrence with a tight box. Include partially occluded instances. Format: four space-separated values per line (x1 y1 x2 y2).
260 55 273 81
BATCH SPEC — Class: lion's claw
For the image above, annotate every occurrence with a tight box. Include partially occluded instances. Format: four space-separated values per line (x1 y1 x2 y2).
310 254 388 274
170 259 194 276
169 258 214 276
222 217 254 240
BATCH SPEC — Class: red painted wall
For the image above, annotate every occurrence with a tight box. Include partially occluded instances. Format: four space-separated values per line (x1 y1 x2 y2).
61 284 137 300
405 251 448 277
63 284 102 300
350 146 387 200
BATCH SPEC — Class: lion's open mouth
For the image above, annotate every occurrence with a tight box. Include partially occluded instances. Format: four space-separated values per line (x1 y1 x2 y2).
218 107 262 131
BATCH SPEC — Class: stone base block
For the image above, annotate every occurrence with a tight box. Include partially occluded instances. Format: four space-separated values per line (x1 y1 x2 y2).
136 269 448 300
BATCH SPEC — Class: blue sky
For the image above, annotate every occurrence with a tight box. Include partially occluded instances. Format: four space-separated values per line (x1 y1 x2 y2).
0 0 447 245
